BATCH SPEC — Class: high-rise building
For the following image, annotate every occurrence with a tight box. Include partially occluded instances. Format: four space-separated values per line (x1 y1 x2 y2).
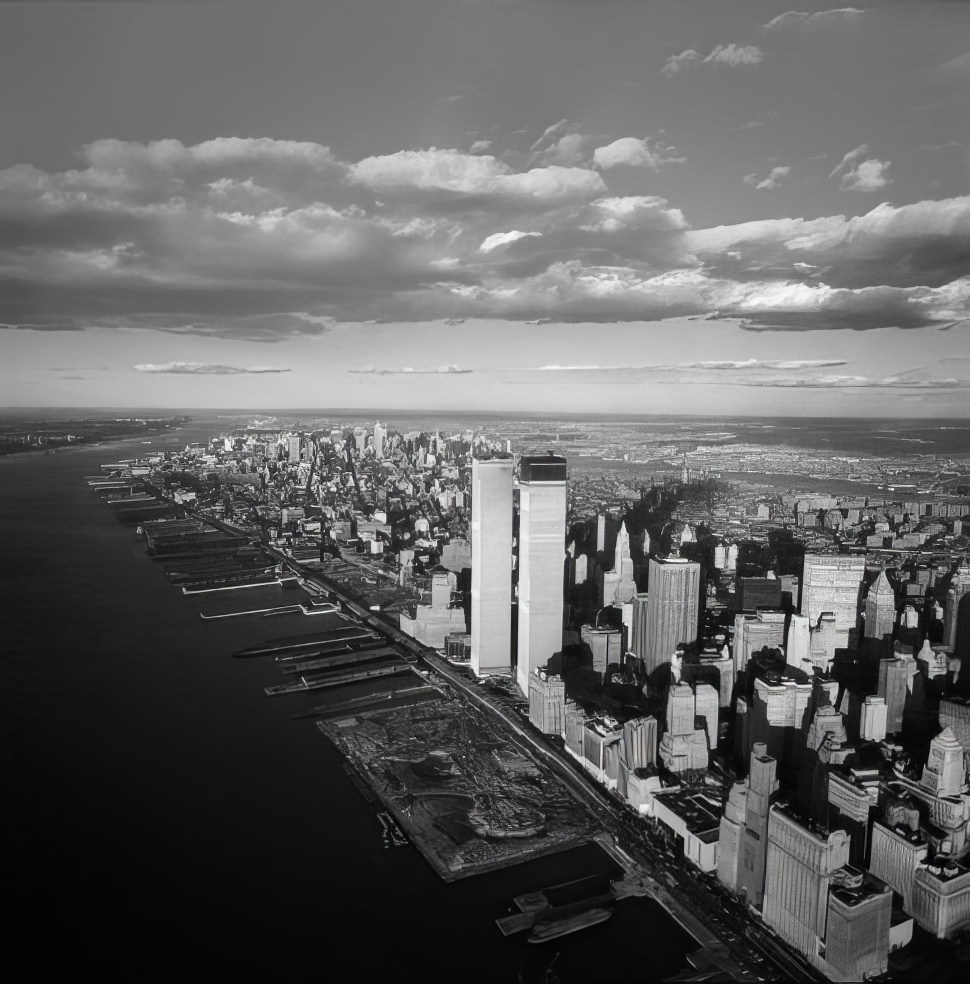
516 455 567 695
944 560 970 652
659 682 709 774
733 610 786 672
877 654 917 734
824 870 892 981
911 861 970 939
762 805 851 964
372 421 386 459
864 570 896 641
580 623 623 679
735 743 780 906
643 558 701 674
602 520 637 606
800 554 866 648
470 457 514 677
287 434 301 464
528 669 565 735
860 695 888 741
737 577 782 611
630 592 650 665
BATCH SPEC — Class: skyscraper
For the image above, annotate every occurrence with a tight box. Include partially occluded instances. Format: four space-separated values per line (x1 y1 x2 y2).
516 455 567 695
602 520 636 605
864 570 896 641
944 560 970 652
799 554 866 648
372 421 386 458
643 558 701 674
762 805 851 963
470 457 513 677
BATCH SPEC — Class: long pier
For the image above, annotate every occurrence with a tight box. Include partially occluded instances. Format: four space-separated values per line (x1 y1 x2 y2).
263 662 413 696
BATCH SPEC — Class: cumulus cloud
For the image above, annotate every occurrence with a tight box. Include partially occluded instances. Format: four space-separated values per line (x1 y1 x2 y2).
662 44 763 76
469 140 493 154
828 144 892 191
744 166 791 190
763 9 865 31
133 362 291 375
2 136 967 337
592 136 683 170
349 148 605 203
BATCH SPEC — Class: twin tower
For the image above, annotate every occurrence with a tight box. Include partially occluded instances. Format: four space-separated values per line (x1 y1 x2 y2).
471 454 567 695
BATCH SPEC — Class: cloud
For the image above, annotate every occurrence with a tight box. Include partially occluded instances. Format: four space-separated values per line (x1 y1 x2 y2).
479 230 542 253
469 140 493 154
704 44 764 67
536 358 846 372
744 166 791 190
660 50 701 77
662 44 763 76
348 365 472 375
133 362 292 375
763 9 865 30
2 137 967 336
828 144 892 191
592 136 683 170
349 148 605 203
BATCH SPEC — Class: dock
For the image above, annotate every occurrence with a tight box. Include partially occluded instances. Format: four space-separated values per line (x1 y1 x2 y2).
263 662 413 696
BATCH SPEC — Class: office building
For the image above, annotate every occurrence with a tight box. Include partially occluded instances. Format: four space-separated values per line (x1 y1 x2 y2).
864 571 896 641
602 520 637 606
911 861 970 939
630 592 650 665
398 571 466 649
800 554 865 648
470 457 514 677
581 623 623 679
825 870 892 981
944 561 970 651
372 421 386 458
733 610 786 672
287 434 301 464
860 695 888 741
659 682 709 774
870 811 928 913
528 669 565 735
762 805 851 964
516 455 567 696
737 577 782 612
877 653 917 734
643 558 701 675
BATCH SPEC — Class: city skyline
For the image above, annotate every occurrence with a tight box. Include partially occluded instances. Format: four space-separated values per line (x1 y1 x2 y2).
1 0 968 416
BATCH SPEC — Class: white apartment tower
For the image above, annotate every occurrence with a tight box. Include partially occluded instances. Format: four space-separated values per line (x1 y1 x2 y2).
470 457 514 677
516 455 567 696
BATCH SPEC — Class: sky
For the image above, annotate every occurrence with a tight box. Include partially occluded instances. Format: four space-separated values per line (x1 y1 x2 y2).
1 0 968 417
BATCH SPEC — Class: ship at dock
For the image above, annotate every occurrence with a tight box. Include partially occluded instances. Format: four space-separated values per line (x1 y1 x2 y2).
527 905 613 943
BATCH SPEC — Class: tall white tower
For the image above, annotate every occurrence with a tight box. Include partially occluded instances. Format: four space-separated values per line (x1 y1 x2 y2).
470 457 514 677
516 455 567 695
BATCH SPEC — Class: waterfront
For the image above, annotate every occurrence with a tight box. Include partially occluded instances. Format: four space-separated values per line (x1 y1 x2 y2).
0 427 695 982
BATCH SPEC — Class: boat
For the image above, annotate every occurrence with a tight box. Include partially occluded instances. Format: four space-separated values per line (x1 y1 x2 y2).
527 906 613 943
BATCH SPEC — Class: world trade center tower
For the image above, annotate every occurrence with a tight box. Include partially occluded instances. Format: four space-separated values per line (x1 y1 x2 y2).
516 455 567 696
470 457 514 676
